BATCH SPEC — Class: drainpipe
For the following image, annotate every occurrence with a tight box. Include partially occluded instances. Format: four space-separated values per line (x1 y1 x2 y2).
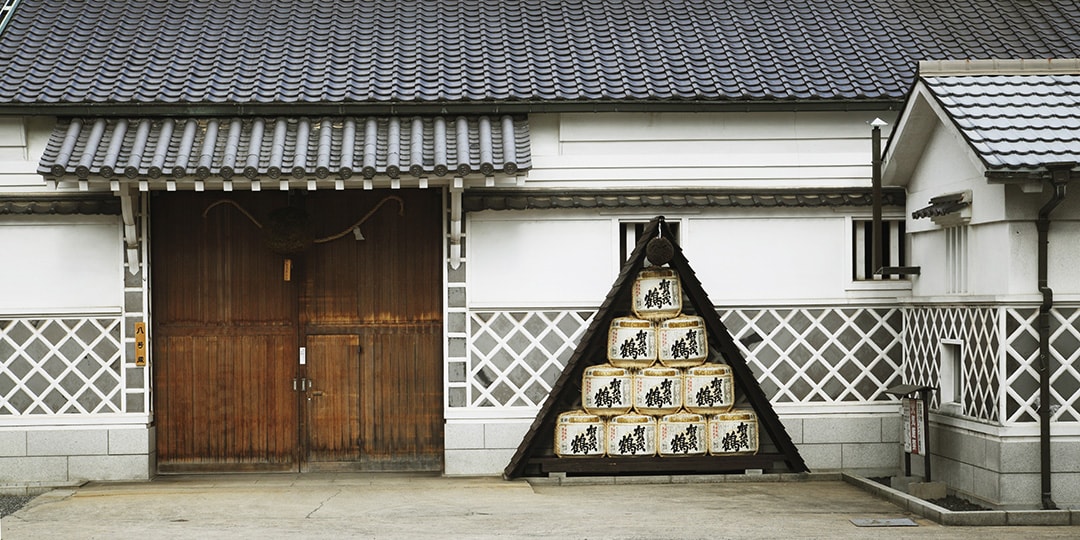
1035 163 1073 510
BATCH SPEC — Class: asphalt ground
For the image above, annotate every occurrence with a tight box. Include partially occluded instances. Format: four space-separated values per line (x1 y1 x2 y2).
1 473 1077 539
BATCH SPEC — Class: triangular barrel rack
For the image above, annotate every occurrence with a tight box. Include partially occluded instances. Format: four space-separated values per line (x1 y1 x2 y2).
505 216 808 478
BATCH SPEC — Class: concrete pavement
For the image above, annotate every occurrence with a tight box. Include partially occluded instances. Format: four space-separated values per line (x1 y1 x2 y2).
1 473 1078 539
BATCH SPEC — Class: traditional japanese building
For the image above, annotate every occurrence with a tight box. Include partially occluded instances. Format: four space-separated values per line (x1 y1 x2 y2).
884 58 1080 508
0 0 1078 509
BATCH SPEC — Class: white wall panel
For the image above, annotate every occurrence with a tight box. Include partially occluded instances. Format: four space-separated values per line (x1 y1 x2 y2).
0 117 53 190
526 111 896 188
467 216 612 307
682 217 848 302
0 216 122 312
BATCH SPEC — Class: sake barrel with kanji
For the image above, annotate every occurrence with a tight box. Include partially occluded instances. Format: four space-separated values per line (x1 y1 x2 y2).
631 267 682 321
683 363 735 414
554 410 606 457
708 409 759 455
582 364 633 416
632 365 682 415
607 317 656 369
605 413 657 457
657 315 708 367
657 412 707 456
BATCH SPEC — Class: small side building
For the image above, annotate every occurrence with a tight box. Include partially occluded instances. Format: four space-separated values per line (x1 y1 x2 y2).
884 59 1080 509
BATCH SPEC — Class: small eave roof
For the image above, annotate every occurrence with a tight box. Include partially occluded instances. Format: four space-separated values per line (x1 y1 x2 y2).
884 59 1080 184
2 0 1080 115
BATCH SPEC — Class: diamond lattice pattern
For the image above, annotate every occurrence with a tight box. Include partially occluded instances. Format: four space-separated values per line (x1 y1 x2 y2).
468 311 594 407
723 307 903 403
0 317 123 415
465 307 903 408
904 307 999 422
1004 307 1080 423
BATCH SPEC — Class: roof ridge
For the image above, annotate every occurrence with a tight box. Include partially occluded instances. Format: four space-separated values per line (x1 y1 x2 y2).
920 59 1080 77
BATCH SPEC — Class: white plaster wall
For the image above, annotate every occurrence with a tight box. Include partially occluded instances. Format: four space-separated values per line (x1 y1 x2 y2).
0 215 123 313
0 117 55 192
527 111 897 189
682 214 849 303
467 209 872 309
467 215 615 307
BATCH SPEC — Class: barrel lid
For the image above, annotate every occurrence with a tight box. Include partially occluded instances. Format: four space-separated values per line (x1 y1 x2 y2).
660 412 705 423
557 410 602 423
584 364 629 376
710 409 756 421
638 366 681 376
610 317 654 328
687 363 731 375
610 413 656 424
658 314 704 328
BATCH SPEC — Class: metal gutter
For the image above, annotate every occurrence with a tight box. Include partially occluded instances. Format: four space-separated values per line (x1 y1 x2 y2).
0 99 904 118
1035 163 1074 511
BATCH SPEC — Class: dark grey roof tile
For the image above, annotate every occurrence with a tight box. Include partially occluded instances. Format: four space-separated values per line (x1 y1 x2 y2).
923 73 1080 170
7 0 1066 108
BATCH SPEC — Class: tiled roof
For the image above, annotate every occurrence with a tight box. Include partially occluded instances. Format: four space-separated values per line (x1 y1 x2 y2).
463 188 906 211
922 73 1080 170
2 0 1080 111
39 115 529 183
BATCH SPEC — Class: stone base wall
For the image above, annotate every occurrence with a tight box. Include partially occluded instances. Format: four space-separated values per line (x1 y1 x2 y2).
444 413 901 477
907 421 1080 509
780 413 901 477
0 426 154 491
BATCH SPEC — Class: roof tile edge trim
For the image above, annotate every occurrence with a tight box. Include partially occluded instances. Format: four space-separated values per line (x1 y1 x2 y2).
39 115 531 182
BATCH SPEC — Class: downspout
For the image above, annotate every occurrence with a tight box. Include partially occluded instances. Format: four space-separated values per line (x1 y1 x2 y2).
1035 163 1073 510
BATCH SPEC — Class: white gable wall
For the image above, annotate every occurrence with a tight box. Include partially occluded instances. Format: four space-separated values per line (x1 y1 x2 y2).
904 122 1018 297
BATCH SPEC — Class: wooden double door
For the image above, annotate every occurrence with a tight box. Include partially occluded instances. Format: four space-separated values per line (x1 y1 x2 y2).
151 190 443 472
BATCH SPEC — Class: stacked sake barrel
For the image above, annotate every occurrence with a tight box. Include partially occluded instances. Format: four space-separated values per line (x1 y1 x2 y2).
555 267 759 458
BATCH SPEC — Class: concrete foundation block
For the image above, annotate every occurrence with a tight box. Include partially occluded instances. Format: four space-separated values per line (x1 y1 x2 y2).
889 475 923 493
840 442 896 470
908 481 946 500
880 416 901 443
1006 510 1071 526
797 443 841 470
443 422 485 450
802 416 882 444
444 448 513 477
108 428 152 455
484 422 530 449
613 475 672 484
27 430 108 456
940 510 1007 527
0 431 26 457
0 456 68 483
779 417 803 444
69 454 152 482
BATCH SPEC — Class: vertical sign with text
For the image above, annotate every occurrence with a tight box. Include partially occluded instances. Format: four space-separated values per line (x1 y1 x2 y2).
134 321 147 367
902 397 925 455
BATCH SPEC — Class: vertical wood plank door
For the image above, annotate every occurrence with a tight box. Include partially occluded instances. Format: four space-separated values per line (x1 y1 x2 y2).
302 190 443 471
152 192 299 472
304 334 362 464
152 189 443 473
